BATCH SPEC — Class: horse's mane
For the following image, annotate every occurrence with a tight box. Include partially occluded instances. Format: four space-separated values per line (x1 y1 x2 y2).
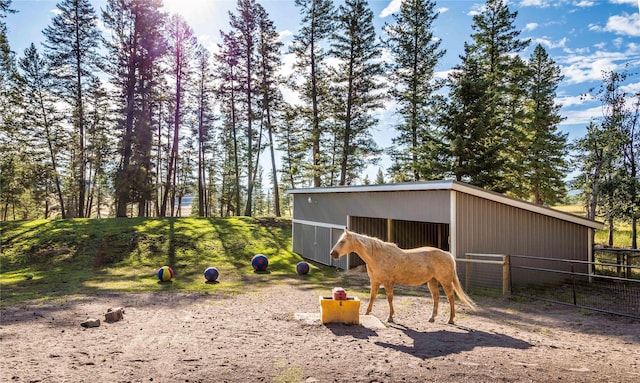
351 231 401 254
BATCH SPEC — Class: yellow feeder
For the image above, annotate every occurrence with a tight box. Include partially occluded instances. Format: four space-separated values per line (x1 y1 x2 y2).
319 296 361 325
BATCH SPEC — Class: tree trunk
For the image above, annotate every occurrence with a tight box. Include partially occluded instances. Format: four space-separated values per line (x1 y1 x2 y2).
115 56 137 217
266 109 281 217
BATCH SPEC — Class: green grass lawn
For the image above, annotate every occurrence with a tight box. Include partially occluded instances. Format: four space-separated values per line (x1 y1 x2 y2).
553 204 638 248
0 217 339 307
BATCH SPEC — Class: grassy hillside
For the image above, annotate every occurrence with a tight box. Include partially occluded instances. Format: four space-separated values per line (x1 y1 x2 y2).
0 217 336 306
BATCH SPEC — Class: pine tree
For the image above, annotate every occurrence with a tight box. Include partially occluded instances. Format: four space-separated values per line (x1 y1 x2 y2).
255 5 284 216
445 0 530 193
572 121 621 247
330 0 383 185
18 43 67 218
193 44 216 217
43 0 103 218
84 76 112 217
525 44 568 205
161 14 197 217
0 0 15 90
0 0 24 219
277 106 307 190
442 44 495 185
103 0 166 217
592 70 639 247
290 0 335 187
384 0 446 182
0 0 16 89
214 30 243 216
228 0 261 217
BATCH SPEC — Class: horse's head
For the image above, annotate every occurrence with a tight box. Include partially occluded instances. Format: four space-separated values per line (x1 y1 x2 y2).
330 229 353 259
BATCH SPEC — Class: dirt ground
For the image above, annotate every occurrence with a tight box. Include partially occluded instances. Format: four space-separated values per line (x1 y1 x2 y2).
1 271 639 383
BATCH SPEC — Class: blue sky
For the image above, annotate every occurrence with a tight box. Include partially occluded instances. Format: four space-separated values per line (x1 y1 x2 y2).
5 0 640 181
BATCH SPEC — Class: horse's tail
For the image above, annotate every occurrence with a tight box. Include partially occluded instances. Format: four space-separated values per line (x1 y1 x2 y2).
452 272 477 310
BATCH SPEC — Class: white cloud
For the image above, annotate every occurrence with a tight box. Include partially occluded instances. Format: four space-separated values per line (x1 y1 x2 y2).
525 22 539 31
559 41 640 85
613 37 624 48
534 36 568 49
438 7 449 14
573 1 595 6
609 0 637 5
604 13 640 36
435 69 454 79
520 0 551 7
557 94 590 107
562 56 620 84
279 29 293 41
588 23 602 32
380 0 402 18
468 3 486 16
563 46 590 55
621 81 640 95
560 105 602 125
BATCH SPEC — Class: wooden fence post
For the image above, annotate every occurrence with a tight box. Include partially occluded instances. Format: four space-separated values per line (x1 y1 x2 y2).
503 255 511 298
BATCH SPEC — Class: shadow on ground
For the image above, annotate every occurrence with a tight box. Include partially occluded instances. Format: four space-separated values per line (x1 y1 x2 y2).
375 323 532 359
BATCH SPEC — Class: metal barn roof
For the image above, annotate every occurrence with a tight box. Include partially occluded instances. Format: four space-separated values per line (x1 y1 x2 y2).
287 179 603 230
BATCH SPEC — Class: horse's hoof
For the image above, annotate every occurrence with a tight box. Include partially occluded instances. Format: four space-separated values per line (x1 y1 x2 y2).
448 320 455 325
428 318 435 323
386 317 394 323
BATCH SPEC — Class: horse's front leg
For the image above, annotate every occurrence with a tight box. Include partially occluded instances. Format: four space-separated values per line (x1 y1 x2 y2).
427 279 440 323
365 282 380 315
384 283 395 323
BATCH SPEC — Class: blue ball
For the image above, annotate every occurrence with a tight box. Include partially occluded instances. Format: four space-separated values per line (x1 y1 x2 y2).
296 261 310 275
204 267 219 282
252 254 269 271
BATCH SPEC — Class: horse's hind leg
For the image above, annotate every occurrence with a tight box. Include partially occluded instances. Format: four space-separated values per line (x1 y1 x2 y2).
365 282 380 316
427 279 440 323
442 283 456 324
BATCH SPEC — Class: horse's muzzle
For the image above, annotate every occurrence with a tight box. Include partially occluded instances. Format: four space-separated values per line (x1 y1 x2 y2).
330 251 339 259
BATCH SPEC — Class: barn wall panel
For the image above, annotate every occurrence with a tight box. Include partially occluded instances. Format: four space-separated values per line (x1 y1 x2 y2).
294 190 451 226
455 192 589 286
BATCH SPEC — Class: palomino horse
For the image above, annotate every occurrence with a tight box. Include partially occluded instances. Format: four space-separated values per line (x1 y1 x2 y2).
330 229 476 324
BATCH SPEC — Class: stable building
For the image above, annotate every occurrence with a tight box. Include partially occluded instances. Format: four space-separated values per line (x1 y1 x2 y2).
287 180 603 288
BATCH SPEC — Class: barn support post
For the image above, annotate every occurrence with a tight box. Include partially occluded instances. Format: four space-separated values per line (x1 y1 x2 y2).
465 253 471 290
387 219 393 243
450 190 457 258
503 255 511 298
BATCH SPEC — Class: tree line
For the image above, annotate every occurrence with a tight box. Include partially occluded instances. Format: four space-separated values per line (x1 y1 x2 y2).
0 0 638 246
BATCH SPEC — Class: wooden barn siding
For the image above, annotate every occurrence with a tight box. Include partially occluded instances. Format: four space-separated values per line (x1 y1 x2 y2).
455 192 589 287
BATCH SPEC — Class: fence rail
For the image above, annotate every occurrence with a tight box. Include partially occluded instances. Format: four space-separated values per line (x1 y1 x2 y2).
461 253 640 319
594 248 640 279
